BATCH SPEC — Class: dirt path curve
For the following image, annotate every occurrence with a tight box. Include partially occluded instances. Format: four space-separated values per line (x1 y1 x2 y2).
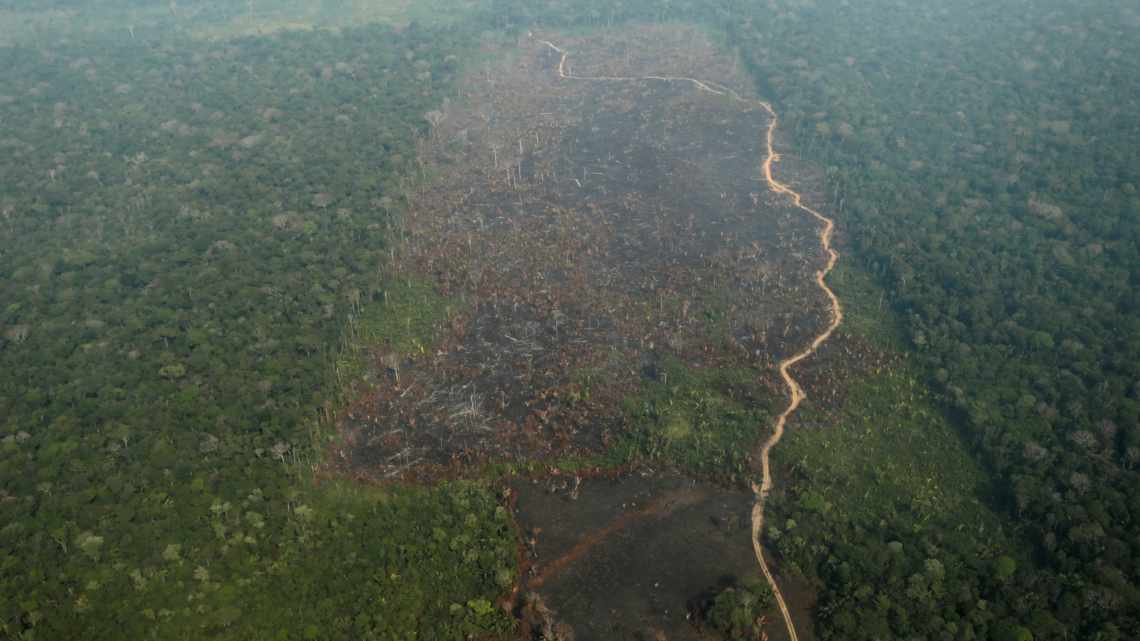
533 34 844 641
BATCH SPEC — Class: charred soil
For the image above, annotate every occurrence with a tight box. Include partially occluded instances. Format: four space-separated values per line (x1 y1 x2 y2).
333 26 827 482
327 25 843 641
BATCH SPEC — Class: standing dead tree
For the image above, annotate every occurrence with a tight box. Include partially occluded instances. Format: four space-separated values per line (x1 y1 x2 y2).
424 110 446 141
489 141 502 169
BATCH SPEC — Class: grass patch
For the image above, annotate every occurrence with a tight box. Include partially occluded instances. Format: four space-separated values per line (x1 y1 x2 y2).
331 278 456 389
619 356 773 480
358 279 457 357
774 368 1000 533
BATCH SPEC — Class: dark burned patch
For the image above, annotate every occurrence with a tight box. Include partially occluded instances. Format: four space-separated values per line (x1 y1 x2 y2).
340 302 637 480
330 26 835 484
511 474 767 641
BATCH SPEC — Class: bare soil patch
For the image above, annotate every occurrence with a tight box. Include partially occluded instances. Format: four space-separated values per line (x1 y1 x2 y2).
512 474 759 641
319 23 851 641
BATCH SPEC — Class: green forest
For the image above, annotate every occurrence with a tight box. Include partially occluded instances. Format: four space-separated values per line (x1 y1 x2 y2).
1 1 1137 640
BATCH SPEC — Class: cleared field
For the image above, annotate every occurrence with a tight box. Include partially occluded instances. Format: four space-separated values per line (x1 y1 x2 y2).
326 24 838 640
332 25 829 483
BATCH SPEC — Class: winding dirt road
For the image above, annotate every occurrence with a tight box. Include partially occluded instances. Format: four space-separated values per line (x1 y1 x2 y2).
534 35 843 641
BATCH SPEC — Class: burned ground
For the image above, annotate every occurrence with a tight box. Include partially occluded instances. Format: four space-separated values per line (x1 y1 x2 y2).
317 24 854 641
513 474 757 641
331 27 833 482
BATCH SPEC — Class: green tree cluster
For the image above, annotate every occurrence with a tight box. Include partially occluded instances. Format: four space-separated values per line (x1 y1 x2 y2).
0 17 515 640
704 577 773 640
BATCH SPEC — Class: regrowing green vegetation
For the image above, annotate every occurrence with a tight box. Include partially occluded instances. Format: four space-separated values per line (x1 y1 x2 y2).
2 0 1138 640
770 364 1023 641
621 357 772 479
358 279 456 357
704 577 775 640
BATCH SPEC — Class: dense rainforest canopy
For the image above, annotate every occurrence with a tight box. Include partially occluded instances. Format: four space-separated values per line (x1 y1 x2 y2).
1 1 1137 640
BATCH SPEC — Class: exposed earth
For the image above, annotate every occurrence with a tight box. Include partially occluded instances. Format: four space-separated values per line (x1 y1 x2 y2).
329 25 843 640
336 26 828 480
